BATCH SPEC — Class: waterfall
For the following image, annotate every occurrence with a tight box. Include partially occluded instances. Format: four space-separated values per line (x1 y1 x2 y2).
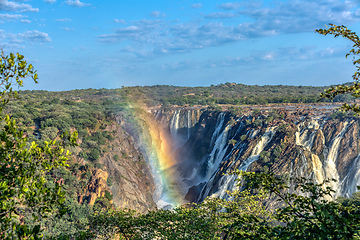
170 110 180 138
187 110 191 139
250 129 260 139
198 127 276 201
154 110 161 121
311 154 325 185
340 153 360 197
151 108 360 206
323 121 351 196
295 119 320 151
211 113 226 146
133 108 189 209
239 127 276 171
205 124 231 180
295 120 354 197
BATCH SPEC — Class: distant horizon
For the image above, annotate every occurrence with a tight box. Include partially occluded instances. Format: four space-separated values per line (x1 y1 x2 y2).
2 0 360 91
18 81 336 92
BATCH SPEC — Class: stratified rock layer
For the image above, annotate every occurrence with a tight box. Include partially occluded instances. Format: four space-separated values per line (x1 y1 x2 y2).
153 106 360 205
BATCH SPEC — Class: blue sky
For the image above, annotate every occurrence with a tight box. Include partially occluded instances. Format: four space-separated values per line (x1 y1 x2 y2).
1 0 360 90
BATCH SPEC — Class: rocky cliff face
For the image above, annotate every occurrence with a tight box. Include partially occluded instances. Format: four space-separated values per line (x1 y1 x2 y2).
82 168 109 206
102 120 156 212
75 119 157 213
82 105 360 211
150 106 360 206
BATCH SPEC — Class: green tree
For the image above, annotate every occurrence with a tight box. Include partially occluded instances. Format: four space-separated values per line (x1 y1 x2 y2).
72 186 270 240
316 24 360 113
229 171 360 239
0 52 77 239
67 170 360 239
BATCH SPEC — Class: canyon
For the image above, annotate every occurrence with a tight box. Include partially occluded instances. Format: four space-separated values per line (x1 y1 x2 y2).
100 104 360 211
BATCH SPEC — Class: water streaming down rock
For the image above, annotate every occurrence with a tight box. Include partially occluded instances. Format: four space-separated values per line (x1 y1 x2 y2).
341 154 360 197
294 118 360 198
170 110 180 138
205 115 231 180
187 110 191 139
199 126 275 201
239 127 276 171
323 121 351 195
133 108 204 208
143 108 360 206
295 119 321 151
210 113 226 146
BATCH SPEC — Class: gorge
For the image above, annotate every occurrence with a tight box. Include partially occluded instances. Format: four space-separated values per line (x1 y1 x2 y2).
4 86 360 238
112 104 360 210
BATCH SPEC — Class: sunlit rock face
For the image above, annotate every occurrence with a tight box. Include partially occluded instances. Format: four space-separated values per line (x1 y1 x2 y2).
101 120 157 213
108 106 360 210
150 107 360 206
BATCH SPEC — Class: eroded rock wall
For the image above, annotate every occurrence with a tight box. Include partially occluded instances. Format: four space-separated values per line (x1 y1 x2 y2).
156 107 360 204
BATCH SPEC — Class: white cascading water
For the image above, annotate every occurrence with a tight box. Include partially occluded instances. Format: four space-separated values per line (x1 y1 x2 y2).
158 109 360 205
205 124 232 180
211 113 226 146
195 116 233 201
323 121 351 196
295 119 355 197
250 129 260 139
295 119 325 184
187 110 191 139
154 110 161 121
295 119 320 151
200 127 276 200
340 153 360 197
239 127 276 171
311 153 325 185
170 110 180 138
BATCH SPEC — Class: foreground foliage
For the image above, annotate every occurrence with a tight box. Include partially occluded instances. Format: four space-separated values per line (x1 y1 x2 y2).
64 171 359 239
317 24 360 113
0 52 77 239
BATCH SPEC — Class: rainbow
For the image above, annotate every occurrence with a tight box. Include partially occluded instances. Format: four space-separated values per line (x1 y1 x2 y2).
126 103 185 208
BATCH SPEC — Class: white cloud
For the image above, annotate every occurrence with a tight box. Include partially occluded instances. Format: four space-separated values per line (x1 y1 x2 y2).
44 0 56 3
191 3 202 8
55 18 71 22
150 11 165 18
0 0 39 12
204 12 238 19
170 22 244 48
236 0 360 36
219 2 242 10
99 20 244 58
65 0 90 7
0 29 51 51
114 19 126 24
98 0 360 61
0 13 24 20
18 30 51 43
262 52 276 60
60 27 74 31
99 20 163 43
176 45 347 70
0 13 31 23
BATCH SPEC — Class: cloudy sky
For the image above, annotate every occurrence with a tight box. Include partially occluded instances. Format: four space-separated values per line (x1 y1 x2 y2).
1 0 360 90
